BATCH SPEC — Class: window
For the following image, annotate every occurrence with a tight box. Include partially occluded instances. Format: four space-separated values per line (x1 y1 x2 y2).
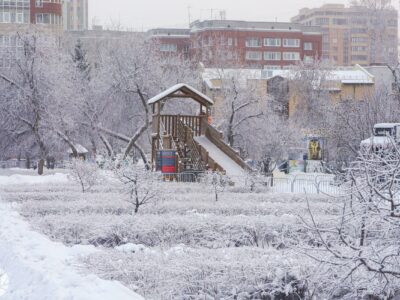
316 18 329 25
283 52 300 61
264 38 281 47
263 65 281 70
35 0 43 7
283 39 300 47
304 56 314 63
246 38 261 47
304 42 312 51
264 51 281 61
160 44 177 52
245 51 262 60
36 13 51 24
351 55 368 61
16 13 24 24
351 37 368 43
332 18 347 25
1 12 10 23
352 46 367 52
261 70 274 78
227 38 233 46
351 28 367 34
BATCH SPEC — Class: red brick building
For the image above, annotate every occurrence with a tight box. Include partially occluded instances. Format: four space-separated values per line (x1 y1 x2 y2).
147 20 322 69
146 28 191 60
30 0 62 27
190 20 322 69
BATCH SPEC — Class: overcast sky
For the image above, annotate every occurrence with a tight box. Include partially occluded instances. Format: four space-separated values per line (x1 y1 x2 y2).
88 0 353 31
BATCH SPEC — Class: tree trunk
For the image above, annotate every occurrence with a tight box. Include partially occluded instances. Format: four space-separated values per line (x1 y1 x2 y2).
38 159 45 175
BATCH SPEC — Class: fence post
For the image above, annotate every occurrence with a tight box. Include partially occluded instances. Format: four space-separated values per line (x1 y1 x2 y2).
291 178 295 193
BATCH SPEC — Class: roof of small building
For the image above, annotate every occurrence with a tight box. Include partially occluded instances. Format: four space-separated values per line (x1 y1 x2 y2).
67 144 89 154
374 123 400 129
202 65 375 90
148 83 214 107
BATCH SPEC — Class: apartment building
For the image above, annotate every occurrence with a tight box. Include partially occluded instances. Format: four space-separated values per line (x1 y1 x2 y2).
146 20 322 69
0 0 62 67
291 4 398 66
190 20 322 69
0 0 62 26
62 0 88 31
146 28 191 60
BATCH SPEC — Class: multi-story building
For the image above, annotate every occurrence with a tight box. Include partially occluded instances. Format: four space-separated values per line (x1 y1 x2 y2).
190 20 323 69
0 0 63 67
291 4 398 66
0 0 62 27
202 64 375 118
62 0 88 31
146 28 191 60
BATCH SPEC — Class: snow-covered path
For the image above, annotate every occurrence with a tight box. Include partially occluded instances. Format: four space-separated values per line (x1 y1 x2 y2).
0 179 143 300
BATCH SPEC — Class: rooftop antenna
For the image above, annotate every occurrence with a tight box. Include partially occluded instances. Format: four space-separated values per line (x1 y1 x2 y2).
187 6 191 26
220 10 226 20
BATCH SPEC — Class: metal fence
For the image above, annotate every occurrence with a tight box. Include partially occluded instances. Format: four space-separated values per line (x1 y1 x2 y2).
267 175 344 195
162 172 201 183
0 160 27 169
160 172 345 195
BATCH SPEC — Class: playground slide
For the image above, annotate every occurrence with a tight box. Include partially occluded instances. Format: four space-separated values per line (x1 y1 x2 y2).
194 136 246 177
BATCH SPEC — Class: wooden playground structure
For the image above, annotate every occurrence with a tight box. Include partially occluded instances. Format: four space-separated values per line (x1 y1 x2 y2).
148 84 250 176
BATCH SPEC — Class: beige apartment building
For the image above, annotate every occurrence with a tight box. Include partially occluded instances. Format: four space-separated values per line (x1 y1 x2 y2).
62 0 88 31
292 4 398 66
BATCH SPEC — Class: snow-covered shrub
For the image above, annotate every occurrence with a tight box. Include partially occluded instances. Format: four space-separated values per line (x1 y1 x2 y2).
113 160 162 214
83 246 313 299
200 171 228 201
303 147 400 298
69 159 102 193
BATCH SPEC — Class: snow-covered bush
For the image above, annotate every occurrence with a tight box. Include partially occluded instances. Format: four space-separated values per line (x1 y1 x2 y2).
69 159 102 193
113 160 162 213
83 246 313 299
303 147 400 298
200 171 228 201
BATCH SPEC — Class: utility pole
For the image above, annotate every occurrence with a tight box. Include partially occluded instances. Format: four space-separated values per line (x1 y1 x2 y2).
187 6 191 26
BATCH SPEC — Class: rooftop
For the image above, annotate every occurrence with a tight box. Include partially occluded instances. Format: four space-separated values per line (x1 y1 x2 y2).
202 65 375 90
147 28 190 38
190 19 322 35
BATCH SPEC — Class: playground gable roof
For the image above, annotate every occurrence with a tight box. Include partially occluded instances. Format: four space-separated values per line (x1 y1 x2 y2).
148 83 214 107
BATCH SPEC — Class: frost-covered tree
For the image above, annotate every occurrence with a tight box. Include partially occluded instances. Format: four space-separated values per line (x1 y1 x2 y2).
83 36 198 167
201 171 228 201
72 39 91 81
288 60 333 130
303 143 400 298
0 33 67 174
69 158 102 193
210 69 265 149
114 160 162 213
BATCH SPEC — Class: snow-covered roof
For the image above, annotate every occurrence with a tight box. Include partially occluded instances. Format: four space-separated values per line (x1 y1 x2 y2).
202 65 374 90
148 83 214 106
374 123 400 129
269 66 374 84
67 144 89 154
360 136 394 146
202 68 264 89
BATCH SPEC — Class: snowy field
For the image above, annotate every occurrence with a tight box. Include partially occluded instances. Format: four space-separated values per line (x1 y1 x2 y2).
0 169 342 299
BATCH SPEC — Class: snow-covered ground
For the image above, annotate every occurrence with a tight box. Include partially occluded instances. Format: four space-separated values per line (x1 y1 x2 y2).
0 172 143 300
0 168 356 298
